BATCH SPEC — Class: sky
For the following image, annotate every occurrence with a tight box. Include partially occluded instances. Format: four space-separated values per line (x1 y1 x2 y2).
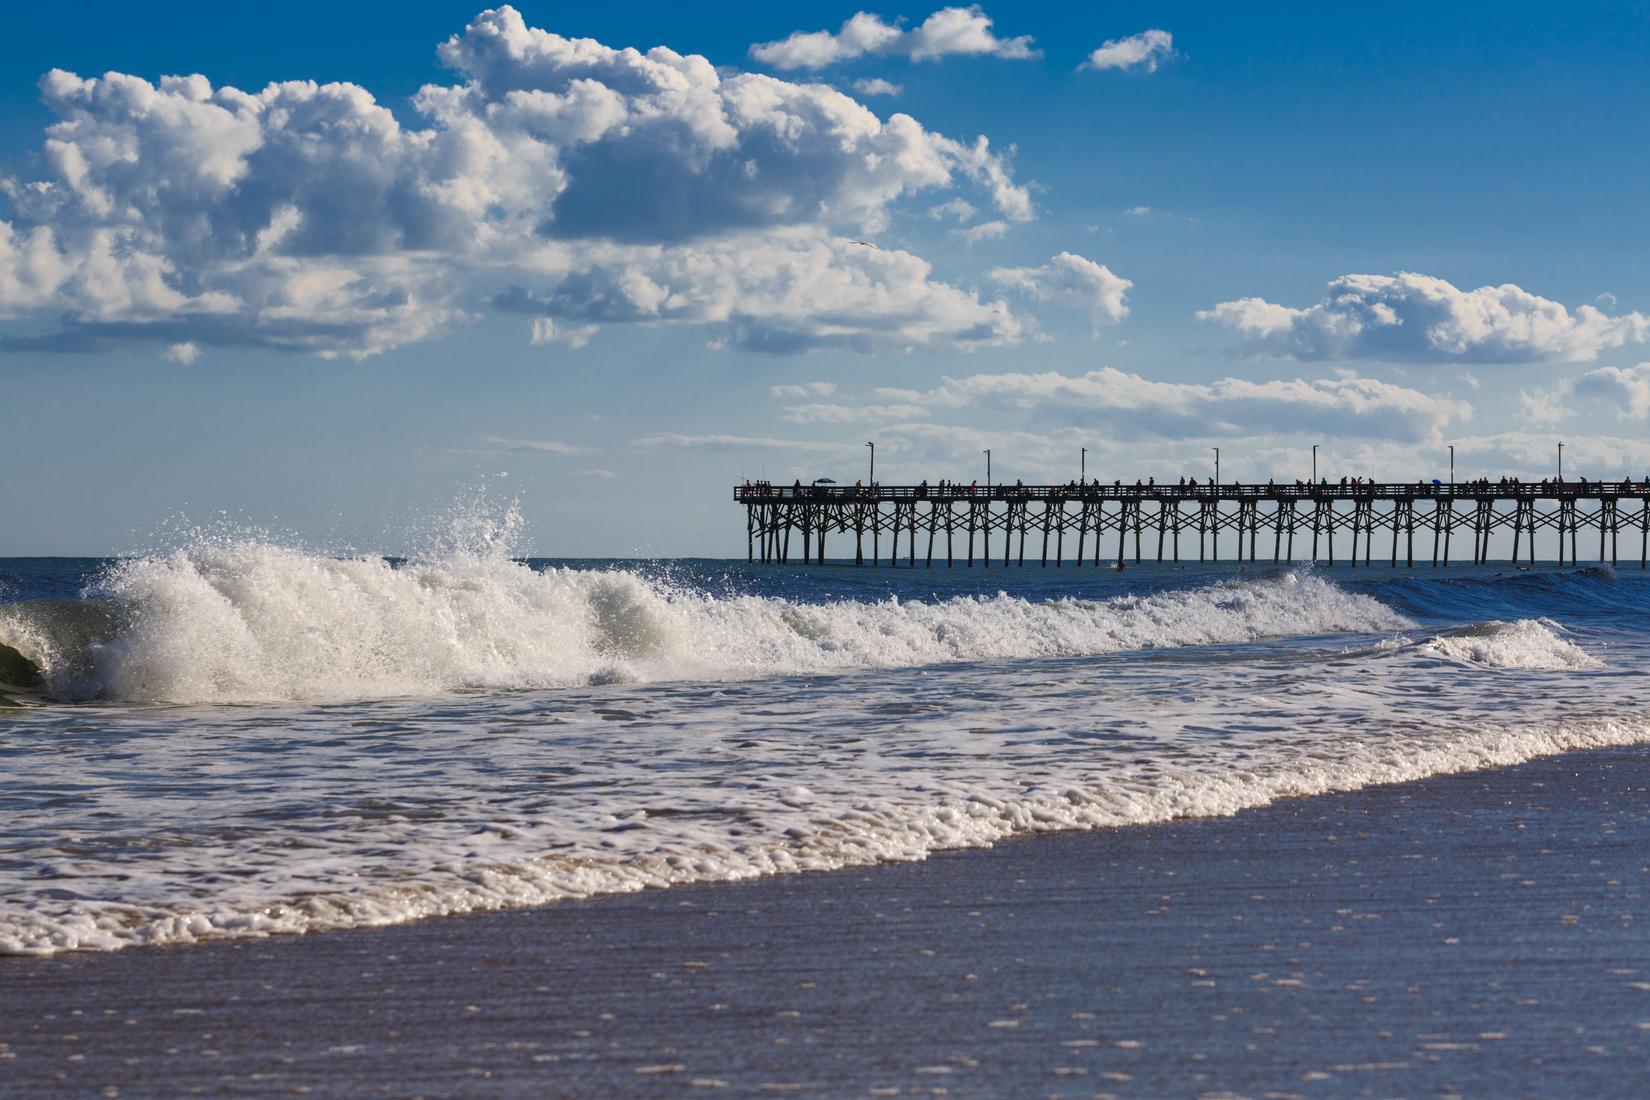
4 1 1650 556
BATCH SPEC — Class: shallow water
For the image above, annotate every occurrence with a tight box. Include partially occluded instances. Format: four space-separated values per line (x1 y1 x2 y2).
2 546 1647 955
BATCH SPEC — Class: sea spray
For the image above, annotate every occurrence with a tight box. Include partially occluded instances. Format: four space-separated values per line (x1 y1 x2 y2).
7 542 1410 703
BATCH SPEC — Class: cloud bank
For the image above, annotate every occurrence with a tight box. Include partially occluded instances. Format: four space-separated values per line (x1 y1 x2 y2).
767 368 1468 447
1200 272 1650 363
0 5 1096 359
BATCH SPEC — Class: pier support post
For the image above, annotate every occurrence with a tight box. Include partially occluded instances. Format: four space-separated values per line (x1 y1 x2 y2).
871 500 880 567
736 480 1650 571
1350 502 1361 569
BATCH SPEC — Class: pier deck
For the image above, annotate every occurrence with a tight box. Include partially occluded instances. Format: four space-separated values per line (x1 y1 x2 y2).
735 480 1650 568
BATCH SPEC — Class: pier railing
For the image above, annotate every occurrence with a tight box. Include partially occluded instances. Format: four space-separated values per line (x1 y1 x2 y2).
734 481 1650 568
736 481 1647 503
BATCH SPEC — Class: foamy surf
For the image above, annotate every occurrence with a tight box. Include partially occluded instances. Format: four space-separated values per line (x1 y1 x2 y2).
3 543 1409 704
1420 618 1604 669
5 544 1647 960
4 710 1647 957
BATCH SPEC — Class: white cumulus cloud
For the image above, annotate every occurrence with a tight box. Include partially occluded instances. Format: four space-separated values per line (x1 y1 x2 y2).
751 7 1037 70
989 252 1132 329
1572 363 1650 418
1199 272 1650 363
956 220 1010 246
496 233 1027 353
0 5 1054 359
1083 29 1175 73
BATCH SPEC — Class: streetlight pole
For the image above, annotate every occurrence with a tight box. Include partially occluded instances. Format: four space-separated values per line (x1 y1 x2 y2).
1081 447 1087 483
1558 441 1564 480
1212 447 1220 485
983 449 991 488
1311 444 1318 483
866 441 874 484
1449 445 1454 486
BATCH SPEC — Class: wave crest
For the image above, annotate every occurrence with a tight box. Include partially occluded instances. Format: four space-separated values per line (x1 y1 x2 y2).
4 544 1409 704
1420 618 1603 670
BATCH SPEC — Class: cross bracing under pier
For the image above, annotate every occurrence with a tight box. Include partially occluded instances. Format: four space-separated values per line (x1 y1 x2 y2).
734 481 1650 568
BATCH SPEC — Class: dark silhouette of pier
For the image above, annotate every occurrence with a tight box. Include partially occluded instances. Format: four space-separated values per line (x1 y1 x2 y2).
735 480 1650 568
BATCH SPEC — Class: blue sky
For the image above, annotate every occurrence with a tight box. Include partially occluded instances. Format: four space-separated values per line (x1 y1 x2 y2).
4 1 1650 555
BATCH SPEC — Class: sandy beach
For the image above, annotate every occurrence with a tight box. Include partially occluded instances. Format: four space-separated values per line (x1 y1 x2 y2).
6 743 1649 1098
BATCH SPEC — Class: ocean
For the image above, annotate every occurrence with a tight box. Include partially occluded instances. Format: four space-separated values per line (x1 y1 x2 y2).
2 518 1646 959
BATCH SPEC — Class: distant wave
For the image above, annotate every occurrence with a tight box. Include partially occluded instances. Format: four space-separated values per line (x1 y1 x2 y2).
0 541 1410 705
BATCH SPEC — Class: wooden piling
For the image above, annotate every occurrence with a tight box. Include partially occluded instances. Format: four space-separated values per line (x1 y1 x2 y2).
734 480 1650 570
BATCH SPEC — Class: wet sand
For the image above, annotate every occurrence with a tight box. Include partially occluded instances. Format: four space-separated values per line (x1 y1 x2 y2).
6 745 1650 1098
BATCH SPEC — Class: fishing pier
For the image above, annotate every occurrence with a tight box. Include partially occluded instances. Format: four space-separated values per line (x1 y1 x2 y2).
735 480 1650 568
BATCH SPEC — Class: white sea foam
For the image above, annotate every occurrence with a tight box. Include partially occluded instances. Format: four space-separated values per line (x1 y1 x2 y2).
5 534 1641 960
8 542 1409 704
4 710 1647 957
1420 618 1603 670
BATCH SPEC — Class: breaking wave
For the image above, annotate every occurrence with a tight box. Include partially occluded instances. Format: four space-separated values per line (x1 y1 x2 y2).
1420 618 1604 670
1 541 1411 705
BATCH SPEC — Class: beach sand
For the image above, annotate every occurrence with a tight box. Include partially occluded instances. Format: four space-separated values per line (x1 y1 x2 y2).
6 745 1650 1098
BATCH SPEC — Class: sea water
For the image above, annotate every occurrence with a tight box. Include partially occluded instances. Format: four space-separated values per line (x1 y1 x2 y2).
2 521 1646 956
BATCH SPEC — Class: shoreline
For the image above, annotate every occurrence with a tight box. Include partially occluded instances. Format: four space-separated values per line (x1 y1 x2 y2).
7 744 1650 1097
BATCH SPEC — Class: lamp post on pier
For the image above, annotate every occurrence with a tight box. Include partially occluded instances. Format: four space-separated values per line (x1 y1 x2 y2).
1558 442 1564 480
1212 447 1220 485
1081 447 1087 483
866 441 875 485
1311 444 1318 483
1449 445 1455 486
983 449 992 488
